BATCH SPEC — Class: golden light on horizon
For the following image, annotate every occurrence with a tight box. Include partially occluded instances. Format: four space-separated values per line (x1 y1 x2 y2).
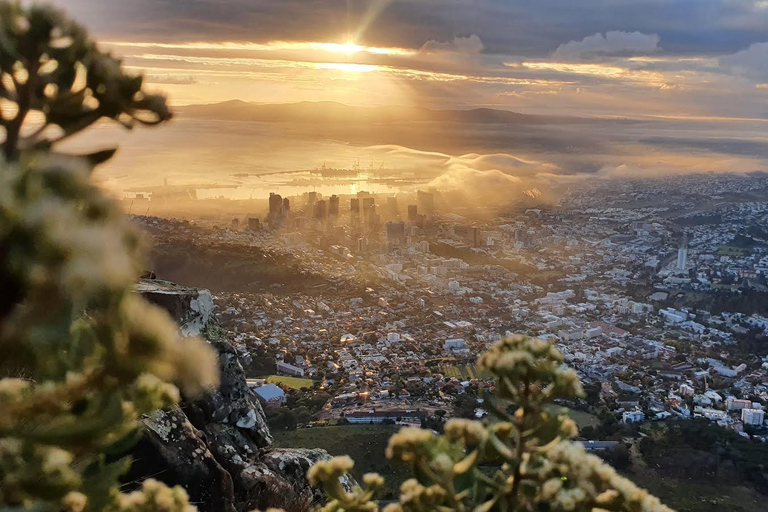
513 61 668 87
105 40 416 57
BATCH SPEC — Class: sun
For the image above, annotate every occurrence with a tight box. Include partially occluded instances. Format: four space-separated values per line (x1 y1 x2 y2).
341 38 363 55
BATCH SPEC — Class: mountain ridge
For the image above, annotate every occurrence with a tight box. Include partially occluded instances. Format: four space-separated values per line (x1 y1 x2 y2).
177 100 599 125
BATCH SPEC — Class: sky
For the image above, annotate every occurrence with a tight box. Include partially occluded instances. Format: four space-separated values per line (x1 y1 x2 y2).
41 0 768 118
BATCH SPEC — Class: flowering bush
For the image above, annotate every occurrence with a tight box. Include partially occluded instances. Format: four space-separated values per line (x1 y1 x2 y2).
0 3 218 512
304 336 674 512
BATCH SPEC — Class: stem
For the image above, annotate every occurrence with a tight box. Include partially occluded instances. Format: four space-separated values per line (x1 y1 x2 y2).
507 373 531 511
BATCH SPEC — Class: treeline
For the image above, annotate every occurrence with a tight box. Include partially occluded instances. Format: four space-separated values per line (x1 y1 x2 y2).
640 420 768 493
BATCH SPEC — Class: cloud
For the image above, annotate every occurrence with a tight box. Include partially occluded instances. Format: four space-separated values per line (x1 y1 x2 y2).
450 153 559 176
421 35 484 54
553 31 661 60
720 41 768 80
46 0 768 58
144 74 198 85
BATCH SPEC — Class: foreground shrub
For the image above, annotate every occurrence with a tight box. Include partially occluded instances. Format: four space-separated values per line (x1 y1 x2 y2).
0 3 217 512
306 336 674 512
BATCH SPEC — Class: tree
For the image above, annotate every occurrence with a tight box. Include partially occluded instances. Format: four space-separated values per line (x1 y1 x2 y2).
0 3 216 512
303 337 673 512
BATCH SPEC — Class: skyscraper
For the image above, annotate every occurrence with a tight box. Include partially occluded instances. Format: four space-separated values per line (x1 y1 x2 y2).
386 221 405 247
313 199 327 220
269 193 282 216
329 195 340 216
676 234 688 271
386 196 398 218
350 198 360 227
362 197 376 231
417 190 434 217
407 205 418 221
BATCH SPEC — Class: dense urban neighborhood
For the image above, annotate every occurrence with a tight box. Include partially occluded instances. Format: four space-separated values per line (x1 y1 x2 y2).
135 172 768 446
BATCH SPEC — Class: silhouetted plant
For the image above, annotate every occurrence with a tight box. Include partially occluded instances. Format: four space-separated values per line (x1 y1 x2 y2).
0 3 217 512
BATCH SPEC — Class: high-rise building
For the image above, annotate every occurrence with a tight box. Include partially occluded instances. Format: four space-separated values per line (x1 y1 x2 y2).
362 197 376 231
407 205 418 221
386 221 405 247
329 195 340 216
269 193 283 216
350 198 360 227
742 408 765 426
313 200 327 220
471 227 482 248
247 217 261 231
676 234 689 271
282 197 291 215
386 196 398 218
417 190 434 217
306 191 318 208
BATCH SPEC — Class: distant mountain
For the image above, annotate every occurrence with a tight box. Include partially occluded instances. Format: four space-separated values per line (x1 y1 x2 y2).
177 100 594 125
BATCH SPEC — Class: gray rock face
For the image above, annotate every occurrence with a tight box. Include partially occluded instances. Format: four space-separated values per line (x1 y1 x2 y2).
127 409 237 512
192 338 272 447
134 279 338 512
136 279 214 337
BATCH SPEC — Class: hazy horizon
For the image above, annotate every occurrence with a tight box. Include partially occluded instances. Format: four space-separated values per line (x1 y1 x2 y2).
37 0 768 210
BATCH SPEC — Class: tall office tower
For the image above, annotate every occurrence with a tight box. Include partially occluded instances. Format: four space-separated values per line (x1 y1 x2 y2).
362 197 376 231
386 221 406 247
269 193 283 216
350 198 360 227
306 191 318 208
329 194 340 216
417 190 435 217
282 197 291 215
471 227 482 248
313 199 327 220
386 196 398 218
407 205 418 221
676 234 689 271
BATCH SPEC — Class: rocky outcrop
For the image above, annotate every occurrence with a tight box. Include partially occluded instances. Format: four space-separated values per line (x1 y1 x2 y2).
133 279 337 512
185 338 272 447
136 279 214 337
127 409 237 512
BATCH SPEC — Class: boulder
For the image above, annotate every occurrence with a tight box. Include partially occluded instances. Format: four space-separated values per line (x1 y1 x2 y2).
134 279 338 512
128 409 236 512
136 279 214 336
183 338 272 448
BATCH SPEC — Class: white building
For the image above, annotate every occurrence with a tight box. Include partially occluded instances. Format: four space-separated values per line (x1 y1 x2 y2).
622 410 645 423
676 245 687 271
444 338 468 352
742 408 765 426
276 361 305 377
660 308 686 324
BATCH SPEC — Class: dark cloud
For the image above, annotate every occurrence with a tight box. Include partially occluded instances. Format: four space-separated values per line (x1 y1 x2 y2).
45 0 768 57
421 35 484 54
553 31 660 60
720 42 768 81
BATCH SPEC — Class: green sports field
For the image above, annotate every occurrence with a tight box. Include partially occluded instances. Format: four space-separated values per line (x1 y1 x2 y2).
265 375 314 389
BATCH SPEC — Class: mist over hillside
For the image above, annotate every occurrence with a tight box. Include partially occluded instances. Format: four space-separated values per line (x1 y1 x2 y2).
178 100 599 125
